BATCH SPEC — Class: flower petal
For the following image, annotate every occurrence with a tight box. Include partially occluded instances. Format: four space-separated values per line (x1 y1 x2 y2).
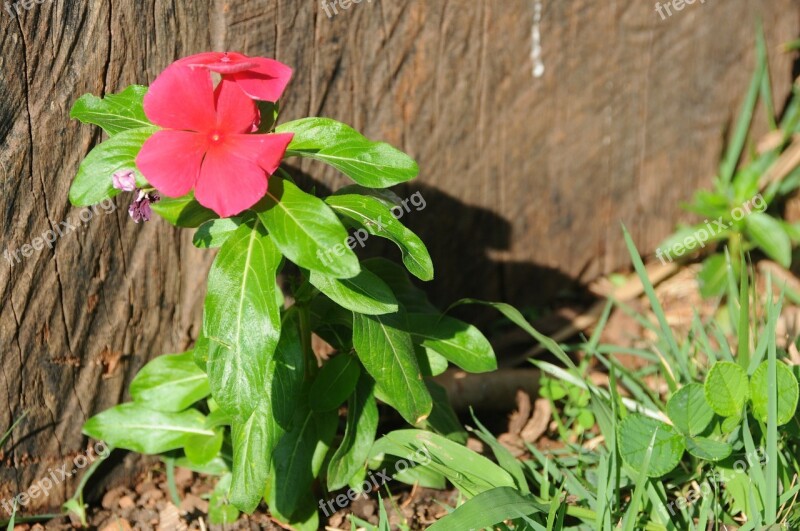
214 79 258 134
194 148 269 217
221 133 294 175
135 130 207 197
231 58 293 102
176 51 256 74
144 64 216 131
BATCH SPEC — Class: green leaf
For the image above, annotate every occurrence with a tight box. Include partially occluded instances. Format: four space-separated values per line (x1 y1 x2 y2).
70 85 152 136
268 402 337 519
417 345 448 377
204 222 282 418
228 402 277 512
371 429 515 496
427 487 546 531
325 194 433 280
209 475 240 525
83 403 212 454
698 254 728 298
684 436 732 461
405 313 496 373
308 269 398 315
151 192 217 228
277 118 418 188
666 383 714 437
327 375 379 490
193 216 249 249
704 361 749 417
617 414 685 477
362 258 438 314
185 429 224 466
129 352 210 412
309 354 361 412
749 360 799 425
69 126 157 206
228 315 305 512
745 212 792 268
256 177 359 278
352 312 432 424
174 456 229 476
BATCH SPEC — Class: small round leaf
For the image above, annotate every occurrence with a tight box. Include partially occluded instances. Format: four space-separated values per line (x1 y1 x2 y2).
749 360 799 426
704 362 749 417
618 414 685 478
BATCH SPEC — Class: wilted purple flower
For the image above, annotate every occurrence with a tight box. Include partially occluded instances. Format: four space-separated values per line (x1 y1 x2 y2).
112 169 137 192
128 190 160 223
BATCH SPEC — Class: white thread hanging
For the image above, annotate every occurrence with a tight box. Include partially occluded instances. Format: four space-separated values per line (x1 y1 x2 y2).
531 0 545 78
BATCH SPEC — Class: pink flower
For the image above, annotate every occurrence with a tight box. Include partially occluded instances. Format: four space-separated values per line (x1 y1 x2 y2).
135 64 293 217
128 190 160 223
175 52 292 102
112 169 137 192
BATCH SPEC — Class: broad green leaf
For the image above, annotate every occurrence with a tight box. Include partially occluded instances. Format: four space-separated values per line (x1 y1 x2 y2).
309 354 361 412
704 361 749 417
308 268 398 315
204 222 282 418
745 212 792 268
405 313 496 373
70 85 152 136
371 429 515 496
129 352 210 412
228 312 305 512
69 126 157 206
353 312 432 424
750 360 799 425
185 429 224 465
685 436 732 461
617 414 685 477
666 383 714 437
257 177 359 278
151 192 217 228
417 345 448 377
193 216 249 249
209 475 240 525
83 403 212 454
229 402 278 512
327 375 379 490
268 402 337 518
326 194 433 280
277 118 418 188
362 258 438 314
427 487 546 531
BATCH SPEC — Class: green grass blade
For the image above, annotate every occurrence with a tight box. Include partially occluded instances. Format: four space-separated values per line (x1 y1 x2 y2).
719 32 766 185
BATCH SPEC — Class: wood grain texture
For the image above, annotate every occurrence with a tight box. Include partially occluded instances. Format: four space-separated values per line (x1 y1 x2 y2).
0 0 798 510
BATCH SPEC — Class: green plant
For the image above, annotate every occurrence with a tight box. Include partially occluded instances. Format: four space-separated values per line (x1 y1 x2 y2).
369 231 800 530
660 30 800 297
69 52 497 530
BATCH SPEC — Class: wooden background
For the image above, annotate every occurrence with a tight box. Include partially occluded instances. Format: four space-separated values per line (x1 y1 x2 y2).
1 0 799 510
